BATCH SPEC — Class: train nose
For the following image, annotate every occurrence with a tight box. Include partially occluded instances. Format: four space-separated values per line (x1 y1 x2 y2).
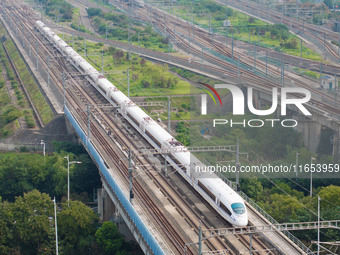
233 217 248 227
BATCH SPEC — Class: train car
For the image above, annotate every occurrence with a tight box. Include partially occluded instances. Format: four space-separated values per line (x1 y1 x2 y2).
129 0 144 8
135 0 145 8
36 21 248 227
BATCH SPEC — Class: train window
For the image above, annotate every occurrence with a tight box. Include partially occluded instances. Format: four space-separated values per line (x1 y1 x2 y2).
231 203 245 214
220 203 232 216
198 181 215 201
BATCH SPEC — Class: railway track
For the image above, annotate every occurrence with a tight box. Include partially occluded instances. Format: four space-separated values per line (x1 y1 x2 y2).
1 4 193 254
122 3 340 117
0 1 275 254
1 1 313 254
216 0 340 62
28 1 340 119
1 40 44 128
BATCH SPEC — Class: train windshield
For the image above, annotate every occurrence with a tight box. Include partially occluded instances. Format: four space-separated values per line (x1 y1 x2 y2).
231 203 245 214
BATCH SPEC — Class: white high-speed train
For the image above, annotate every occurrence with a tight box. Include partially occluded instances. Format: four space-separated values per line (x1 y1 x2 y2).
126 0 144 8
135 0 145 8
35 21 248 227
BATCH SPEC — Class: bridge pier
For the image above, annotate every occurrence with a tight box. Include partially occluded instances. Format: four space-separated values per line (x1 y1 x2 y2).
98 187 135 242
99 179 154 254
333 133 340 162
329 123 340 163
98 187 116 222
252 89 262 110
293 115 321 153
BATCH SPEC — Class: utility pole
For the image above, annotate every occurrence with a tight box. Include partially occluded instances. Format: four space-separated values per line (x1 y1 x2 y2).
315 24 318 41
317 196 321 255
192 13 195 41
87 104 91 142
29 34 31 57
72 31 74 49
295 152 299 180
47 55 50 86
320 63 323 88
236 138 240 190
225 16 228 46
84 40 87 60
168 96 171 133
188 31 191 59
164 155 168 177
209 12 211 36
211 28 214 48
254 43 256 70
303 20 305 34
282 65 285 86
300 38 303 62
164 15 166 35
174 26 176 46
40 140 46 157
53 197 59 255
62 72 66 107
128 149 134 203
147 4 149 23
201 47 204 71
128 17 131 61
101 51 104 73
127 69 130 98
198 221 202 255
310 157 315 197
265 51 268 77
281 49 284 84
232 32 234 60
248 28 251 50
36 41 39 69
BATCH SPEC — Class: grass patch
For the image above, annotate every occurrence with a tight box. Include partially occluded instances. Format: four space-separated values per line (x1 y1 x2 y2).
3 36 54 125
163 0 323 61
62 35 198 120
86 8 173 53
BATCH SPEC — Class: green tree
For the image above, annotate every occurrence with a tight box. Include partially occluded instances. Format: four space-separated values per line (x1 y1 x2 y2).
318 185 339 201
0 153 47 201
71 154 101 199
318 185 340 209
58 201 99 253
87 8 102 17
0 190 54 254
95 221 125 255
260 193 304 222
241 177 263 201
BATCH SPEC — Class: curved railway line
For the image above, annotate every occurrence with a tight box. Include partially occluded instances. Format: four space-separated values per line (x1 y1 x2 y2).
216 0 340 62
117 3 340 118
0 0 326 254
0 1 290 254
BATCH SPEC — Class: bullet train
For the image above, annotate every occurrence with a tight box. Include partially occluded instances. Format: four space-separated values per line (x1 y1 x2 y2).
134 0 145 8
35 20 248 227
126 0 145 8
